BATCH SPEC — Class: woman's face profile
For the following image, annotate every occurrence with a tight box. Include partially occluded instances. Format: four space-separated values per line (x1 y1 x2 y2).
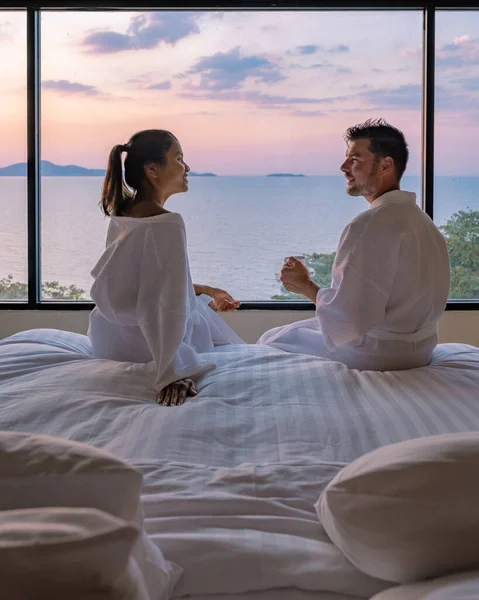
147 140 190 197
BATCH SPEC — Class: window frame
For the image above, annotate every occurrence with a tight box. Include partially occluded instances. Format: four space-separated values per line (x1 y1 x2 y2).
1 1 478 311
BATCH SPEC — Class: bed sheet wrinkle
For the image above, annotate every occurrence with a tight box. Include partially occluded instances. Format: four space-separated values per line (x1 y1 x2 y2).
300 366 335 449
394 374 461 434
0 328 94 356
344 376 384 457
369 374 426 441
429 344 479 368
424 371 479 427
2 337 478 465
260 353 283 463
0 351 90 382
134 461 390 599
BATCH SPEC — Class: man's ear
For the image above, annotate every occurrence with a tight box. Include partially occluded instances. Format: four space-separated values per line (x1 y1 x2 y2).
381 156 395 176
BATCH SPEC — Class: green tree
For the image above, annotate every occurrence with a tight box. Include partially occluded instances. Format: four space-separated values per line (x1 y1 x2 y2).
440 210 479 299
42 281 87 300
0 275 28 300
0 275 86 301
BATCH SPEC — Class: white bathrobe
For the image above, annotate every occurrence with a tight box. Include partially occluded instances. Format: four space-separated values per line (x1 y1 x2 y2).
258 190 451 371
88 212 244 393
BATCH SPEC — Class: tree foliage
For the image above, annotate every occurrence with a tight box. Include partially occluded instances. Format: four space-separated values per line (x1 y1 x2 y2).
0 274 86 301
440 210 479 299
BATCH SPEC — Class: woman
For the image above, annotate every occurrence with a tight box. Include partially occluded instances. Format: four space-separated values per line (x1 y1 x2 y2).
88 129 244 406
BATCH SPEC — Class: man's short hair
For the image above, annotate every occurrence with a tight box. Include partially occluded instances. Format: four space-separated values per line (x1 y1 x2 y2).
344 118 409 180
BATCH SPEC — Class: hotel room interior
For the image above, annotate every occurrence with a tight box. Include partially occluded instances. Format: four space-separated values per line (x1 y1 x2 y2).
0 1 478 599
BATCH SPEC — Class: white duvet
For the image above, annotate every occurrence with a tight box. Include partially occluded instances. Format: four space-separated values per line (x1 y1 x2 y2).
1 328 479 600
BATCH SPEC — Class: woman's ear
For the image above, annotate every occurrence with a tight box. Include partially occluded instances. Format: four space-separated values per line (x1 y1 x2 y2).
143 162 159 185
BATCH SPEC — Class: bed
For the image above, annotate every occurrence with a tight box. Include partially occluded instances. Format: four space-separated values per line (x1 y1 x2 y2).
1 327 479 600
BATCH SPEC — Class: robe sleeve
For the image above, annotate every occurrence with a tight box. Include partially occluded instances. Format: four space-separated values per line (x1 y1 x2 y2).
315 209 402 350
137 223 215 393
91 220 215 393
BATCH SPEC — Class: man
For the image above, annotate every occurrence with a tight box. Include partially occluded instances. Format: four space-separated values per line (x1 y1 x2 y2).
258 118 450 371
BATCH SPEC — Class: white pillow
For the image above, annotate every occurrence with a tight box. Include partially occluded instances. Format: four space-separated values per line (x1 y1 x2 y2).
0 506 149 600
370 571 479 599
0 431 182 600
0 431 142 520
316 432 479 584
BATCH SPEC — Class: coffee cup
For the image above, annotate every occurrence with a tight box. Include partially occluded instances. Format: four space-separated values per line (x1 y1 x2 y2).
284 255 307 267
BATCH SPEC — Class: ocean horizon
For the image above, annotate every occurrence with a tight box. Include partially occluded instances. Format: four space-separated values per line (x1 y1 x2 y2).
0 161 474 179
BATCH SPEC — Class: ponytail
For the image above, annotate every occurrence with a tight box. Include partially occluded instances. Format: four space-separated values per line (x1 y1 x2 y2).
100 130 177 216
100 144 134 216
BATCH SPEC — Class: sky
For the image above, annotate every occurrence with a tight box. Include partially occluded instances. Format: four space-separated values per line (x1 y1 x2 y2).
1 9 479 175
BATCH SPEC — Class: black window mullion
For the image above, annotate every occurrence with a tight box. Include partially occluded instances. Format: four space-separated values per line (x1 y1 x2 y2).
27 7 41 307
422 4 435 219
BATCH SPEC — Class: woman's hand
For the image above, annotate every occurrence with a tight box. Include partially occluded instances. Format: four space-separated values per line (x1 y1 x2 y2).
156 378 197 406
281 257 320 302
207 287 241 312
194 284 240 312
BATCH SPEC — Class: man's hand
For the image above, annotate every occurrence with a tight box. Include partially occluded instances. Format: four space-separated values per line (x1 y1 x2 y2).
156 378 197 406
207 287 241 312
281 257 320 302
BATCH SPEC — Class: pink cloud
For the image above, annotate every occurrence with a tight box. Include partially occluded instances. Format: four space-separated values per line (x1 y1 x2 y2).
401 44 422 58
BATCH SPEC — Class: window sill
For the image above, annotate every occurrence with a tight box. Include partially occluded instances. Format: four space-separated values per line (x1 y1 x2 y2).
0 301 478 311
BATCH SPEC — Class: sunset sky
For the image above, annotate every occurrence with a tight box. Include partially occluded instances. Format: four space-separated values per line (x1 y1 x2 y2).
1 9 479 175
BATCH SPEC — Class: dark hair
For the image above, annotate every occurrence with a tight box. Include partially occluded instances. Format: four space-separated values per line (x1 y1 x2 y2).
101 129 178 216
344 118 409 180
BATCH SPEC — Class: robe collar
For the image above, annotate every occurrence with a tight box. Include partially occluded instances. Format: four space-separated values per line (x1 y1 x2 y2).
370 189 416 209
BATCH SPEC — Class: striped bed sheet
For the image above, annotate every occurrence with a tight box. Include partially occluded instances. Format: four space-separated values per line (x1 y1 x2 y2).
0 328 478 599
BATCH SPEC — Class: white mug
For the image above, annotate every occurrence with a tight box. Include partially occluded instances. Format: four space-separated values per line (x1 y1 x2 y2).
284 255 307 267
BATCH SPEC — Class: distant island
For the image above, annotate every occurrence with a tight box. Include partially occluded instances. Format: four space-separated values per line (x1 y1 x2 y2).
189 172 217 177
267 173 305 177
0 161 218 177
0 161 105 177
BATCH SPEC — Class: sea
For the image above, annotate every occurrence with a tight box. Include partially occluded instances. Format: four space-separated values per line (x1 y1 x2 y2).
1 175 478 301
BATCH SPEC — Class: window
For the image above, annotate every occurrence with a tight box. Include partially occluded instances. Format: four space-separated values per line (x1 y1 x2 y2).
0 11 27 301
1 4 477 310
435 10 479 300
39 9 422 302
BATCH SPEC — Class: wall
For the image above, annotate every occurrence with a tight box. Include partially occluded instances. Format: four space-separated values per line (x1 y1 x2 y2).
0 309 478 346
